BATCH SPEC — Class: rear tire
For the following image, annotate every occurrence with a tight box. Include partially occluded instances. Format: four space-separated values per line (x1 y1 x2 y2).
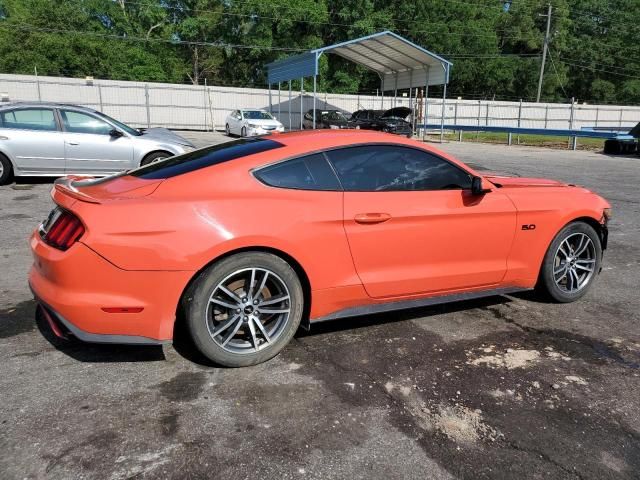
225 124 231 136
140 151 171 166
537 221 602 303
0 153 14 185
183 252 303 367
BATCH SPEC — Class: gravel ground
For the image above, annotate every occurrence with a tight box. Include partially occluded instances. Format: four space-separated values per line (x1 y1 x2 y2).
1 132 639 480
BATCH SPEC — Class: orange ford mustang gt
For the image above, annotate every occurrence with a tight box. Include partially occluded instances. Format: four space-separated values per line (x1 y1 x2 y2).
29 131 611 366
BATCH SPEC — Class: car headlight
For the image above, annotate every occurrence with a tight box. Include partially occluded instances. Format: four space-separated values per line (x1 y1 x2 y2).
248 123 260 129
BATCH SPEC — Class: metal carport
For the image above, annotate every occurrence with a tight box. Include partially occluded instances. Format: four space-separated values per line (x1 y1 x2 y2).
266 30 452 141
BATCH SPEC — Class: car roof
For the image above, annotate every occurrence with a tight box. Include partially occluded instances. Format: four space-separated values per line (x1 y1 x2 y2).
0 102 98 113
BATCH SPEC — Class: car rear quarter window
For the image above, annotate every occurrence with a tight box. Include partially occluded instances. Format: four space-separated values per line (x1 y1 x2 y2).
254 153 341 191
0 108 57 131
326 145 472 192
130 138 284 179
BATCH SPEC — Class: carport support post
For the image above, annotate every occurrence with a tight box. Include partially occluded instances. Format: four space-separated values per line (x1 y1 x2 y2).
409 69 414 136
394 74 398 108
288 80 292 131
300 77 303 131
312 75 317 129
278 82 281 121
379 74 384 110
423 67 429 142
440 65 448 143
268 83 273 115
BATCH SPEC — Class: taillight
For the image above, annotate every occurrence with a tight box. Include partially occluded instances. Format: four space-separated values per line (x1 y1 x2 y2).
41 209 85 251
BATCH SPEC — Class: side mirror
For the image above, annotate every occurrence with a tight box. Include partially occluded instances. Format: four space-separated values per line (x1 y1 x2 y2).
109 129 123 138
471 176 491 195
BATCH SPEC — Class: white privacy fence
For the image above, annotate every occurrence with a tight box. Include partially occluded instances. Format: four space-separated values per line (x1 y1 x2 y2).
1 73 639 132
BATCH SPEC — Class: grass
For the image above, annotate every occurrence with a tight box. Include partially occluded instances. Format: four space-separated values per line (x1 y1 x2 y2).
423 131 605 151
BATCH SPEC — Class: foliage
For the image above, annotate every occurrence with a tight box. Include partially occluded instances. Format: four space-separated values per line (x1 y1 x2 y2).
0 0 638 103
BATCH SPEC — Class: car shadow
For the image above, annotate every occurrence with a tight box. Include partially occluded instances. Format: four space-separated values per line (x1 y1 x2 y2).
8 177 55 186
23 294 516 367
296 294 514 338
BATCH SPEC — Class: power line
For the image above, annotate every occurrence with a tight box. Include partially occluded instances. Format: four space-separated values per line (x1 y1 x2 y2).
2 23 310 51
547 48 568 98
557 57 640 79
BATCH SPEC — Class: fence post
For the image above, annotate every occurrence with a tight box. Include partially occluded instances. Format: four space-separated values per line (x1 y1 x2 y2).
35 66 42 101
619 108 623 128
594 107 599 128
144 84 151 129
203 79 208 132
517 99 522 145
207 85 215 131
544 104 549 129
98 84 103 111
569 97 576 150
476 100 481 141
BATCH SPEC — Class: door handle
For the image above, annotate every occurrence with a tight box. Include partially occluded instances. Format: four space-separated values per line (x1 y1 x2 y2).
354 213 391 224
66 141 79 146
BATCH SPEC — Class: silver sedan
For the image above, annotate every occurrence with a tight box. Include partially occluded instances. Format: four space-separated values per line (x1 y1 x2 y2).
0 103 196 184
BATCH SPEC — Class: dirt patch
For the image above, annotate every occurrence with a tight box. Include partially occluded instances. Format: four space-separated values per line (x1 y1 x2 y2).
467 346 541 369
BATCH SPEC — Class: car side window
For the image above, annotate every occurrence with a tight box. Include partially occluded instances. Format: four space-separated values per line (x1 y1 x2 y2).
60 110 113 135
254 153 341 191
326 145 472 192
0 108 57 131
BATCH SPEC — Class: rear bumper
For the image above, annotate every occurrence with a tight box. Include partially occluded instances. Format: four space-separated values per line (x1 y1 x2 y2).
34 294 165 345
29 231 194 343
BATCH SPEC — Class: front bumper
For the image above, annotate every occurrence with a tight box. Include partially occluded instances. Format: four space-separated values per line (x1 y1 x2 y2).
247 126 285 136
29 231 193 343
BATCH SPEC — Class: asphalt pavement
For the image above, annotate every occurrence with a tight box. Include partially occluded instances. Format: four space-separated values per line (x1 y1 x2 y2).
1 132 638 479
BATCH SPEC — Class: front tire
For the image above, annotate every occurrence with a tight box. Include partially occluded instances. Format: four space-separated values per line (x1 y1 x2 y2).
537 221 602 302
241 126 247 137
140 151 171 166
0 153 14 185
183 252 304 367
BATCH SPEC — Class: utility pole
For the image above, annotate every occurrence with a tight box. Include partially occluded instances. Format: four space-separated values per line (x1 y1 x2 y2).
536 4 552 103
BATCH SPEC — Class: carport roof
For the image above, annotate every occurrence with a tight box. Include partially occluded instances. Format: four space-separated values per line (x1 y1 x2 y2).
266 31 451 90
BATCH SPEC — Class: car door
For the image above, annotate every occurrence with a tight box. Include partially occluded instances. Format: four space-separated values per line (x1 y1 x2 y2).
59 109 133 175
230 111 243 134
0 107 65 174
326 145 517 299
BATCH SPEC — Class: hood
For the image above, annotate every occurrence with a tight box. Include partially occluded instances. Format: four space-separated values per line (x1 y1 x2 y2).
140 128 195 147
485 175 569 188
381 107 411 120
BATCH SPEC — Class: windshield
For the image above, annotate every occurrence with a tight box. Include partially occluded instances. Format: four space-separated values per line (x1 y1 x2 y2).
243 110 274 120
324 111 347 122
94 111 142 136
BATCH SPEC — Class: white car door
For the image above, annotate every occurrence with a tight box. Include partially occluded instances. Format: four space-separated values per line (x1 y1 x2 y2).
233 111 243 134
59 109 134 175
0 107 65 174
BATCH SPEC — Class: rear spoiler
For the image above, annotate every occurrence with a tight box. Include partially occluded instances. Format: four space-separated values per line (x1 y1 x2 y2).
53 177 101 204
